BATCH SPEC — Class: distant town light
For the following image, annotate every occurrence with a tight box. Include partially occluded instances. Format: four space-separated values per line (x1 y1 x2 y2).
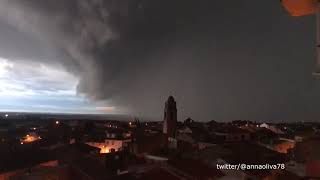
5 114 8 118
55 121 59 125
21 133 41 143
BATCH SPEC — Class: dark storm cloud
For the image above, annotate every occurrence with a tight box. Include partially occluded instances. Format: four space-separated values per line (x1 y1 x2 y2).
0 0 319 121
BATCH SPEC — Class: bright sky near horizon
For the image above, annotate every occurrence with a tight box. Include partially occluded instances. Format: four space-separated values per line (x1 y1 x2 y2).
0 57 114 114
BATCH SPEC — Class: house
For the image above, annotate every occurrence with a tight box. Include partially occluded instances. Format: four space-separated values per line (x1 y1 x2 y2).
177 126 193 134
293 137 320 179
85 128 132 153
272 139 295 154
260 123 270 129
221 143 288 179
183 145 232 168
105 149 129 176
214 124 252 142
252 127 278 144
131 133 168 155
57 143 111 180
260 123 284 135
68 143 101 154
176 121 221 151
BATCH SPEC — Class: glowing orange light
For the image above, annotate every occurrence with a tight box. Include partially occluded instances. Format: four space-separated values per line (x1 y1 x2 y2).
282 0 318 17
21 133 41 143
100 146 110 154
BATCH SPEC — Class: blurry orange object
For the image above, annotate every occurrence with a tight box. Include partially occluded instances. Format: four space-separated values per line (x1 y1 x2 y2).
282 0 318 16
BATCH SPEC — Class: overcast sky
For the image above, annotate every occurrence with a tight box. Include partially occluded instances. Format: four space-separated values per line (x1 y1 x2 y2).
0 0 319 122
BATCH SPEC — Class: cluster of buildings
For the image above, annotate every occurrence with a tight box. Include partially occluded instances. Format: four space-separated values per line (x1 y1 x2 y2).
0 96 320 179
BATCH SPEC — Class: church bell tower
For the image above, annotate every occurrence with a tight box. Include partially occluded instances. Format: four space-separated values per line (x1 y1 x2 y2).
163 96 177 138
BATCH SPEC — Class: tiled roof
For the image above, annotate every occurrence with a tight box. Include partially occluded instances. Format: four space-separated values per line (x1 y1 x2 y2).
0 146 56 173
138 167 181 180
168 158 224 179
69 143 100 153
135 133 167 154
222 143 287 164
221 143 288 178
69 155 109 180
294 138 320 162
